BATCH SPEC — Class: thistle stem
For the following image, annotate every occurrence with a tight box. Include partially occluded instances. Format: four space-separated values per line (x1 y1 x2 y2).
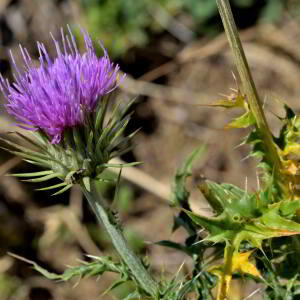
217 243 234 300
80 180 159 298
216 0 281 172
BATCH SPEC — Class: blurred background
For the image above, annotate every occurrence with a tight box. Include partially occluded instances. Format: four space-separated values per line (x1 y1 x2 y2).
0 0 300 299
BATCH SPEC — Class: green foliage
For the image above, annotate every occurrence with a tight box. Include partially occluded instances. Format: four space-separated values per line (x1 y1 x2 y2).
12 253 152 298
167 72 300 298
171 146 205 206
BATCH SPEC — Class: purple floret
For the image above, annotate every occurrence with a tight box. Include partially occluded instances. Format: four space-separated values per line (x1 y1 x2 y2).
0 26 123 144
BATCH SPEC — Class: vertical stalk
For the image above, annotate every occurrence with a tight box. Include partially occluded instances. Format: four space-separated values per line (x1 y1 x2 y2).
216 0 281 173
217 244 234 300
81 180 159 298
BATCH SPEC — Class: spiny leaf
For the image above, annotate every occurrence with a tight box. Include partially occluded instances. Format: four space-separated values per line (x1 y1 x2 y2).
98 162 142 168
171 146 205 206
260 208 300 235
0 137 50 160
36 182 68 191
109 145 135 159
8 253 61 280
123 290 141 300
183 209 242 243
82 177 91 192
96 125 111 153
118 97 136 119
23 159 52 168
107 130 138 152
10 131 47 151
9 253 134 284
95 94 109 132
109 115 132 145
225 110 256 129
0 147 52 167
30 130 49 145
51 184 73 196
22 173 63 182
198 180 260 218
87 130 94 156
8 170 54 177
104 101 123 129
206 91 245 109
73 127 86 155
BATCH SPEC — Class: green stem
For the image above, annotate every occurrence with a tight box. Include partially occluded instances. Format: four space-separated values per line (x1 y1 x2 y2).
216 0 281 172
80 180 159 298
217 243 234 300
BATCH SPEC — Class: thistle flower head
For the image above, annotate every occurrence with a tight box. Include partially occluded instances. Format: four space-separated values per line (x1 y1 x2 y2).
0 27 137 194
0 26 122 144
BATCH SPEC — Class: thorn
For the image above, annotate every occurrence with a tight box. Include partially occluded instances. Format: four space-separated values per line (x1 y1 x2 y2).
263 95 267 109
192 238 205 246
231 70 237 84
72 276 82 288
256 171 260 190
241 154 251 162
7 252 35 265
197 228 205 235
260 247 268 262
233 140 245 150
174 261 186 280
242 288 261 300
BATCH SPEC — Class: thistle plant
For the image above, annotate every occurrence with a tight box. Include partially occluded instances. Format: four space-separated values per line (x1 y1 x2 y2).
0 26 161 299
169 1 300 299
3 2 300 300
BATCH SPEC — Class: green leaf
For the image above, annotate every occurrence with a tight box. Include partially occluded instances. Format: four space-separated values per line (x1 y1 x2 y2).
36 182 68 191
95 94 109 132
0 137 50 160
22 173 63 182
73 127 86 155
123 290 141 300
198 180 261 218
82 177 91 192
171 146 205 206
87 130 94 156
51 184 73 196
12 131 47 151
225 111 256 129
8 253 61 280
0 148 52 166
9 170 54 178
183 209 242 244
110 115 132 144
98 162 142 168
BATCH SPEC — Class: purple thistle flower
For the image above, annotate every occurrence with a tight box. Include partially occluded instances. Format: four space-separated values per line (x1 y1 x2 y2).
0 26 123 144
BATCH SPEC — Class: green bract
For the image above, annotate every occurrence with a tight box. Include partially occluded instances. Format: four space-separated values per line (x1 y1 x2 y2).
2 96 138 194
